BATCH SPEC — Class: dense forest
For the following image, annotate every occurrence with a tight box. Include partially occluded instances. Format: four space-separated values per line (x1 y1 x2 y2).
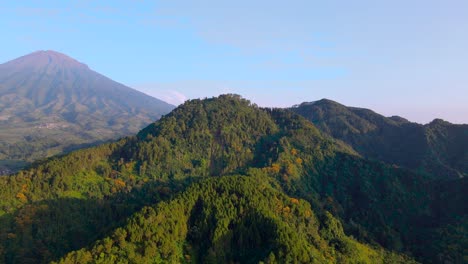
56 176 415 264
0 95 465 263
291 99 468 179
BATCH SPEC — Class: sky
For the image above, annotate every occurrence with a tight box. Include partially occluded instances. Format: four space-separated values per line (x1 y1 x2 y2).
0 0 467 124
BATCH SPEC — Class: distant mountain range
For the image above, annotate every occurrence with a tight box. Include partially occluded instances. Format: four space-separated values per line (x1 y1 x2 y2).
0 50 174 173
291 99 467 179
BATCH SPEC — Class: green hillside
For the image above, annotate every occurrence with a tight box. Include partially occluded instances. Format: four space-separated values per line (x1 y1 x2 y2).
56 176 414 264
0 95 465 263
291 99 468 179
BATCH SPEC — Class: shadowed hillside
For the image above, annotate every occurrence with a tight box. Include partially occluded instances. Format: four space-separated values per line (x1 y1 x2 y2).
291 99 468 179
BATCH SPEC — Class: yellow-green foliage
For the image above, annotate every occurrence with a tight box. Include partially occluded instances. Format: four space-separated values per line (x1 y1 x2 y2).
56 176 414 264
0 95 463 264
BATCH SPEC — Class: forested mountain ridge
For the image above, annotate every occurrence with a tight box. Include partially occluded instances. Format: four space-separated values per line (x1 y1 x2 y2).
291 99 468 179
0 50 174 173
0 95 465 263
56 176 415 264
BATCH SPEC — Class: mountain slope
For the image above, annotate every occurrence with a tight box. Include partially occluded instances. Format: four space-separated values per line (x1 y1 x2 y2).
56 176 414 264
291 99 468 179
0 50 174 171
0 95 464 263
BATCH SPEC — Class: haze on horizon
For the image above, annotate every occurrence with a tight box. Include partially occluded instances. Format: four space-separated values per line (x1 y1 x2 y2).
1 0 467 124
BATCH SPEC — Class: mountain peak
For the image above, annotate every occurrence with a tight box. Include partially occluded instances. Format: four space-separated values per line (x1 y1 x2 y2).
1 50 89 70
0 50 174 167
293 98 342 108
428 118 451 126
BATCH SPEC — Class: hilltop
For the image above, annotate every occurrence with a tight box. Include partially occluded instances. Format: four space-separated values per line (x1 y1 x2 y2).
291 99 468 179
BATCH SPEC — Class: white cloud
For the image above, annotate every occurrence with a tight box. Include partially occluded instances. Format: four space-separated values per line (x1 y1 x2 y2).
157 90 188 105
132 83 187 105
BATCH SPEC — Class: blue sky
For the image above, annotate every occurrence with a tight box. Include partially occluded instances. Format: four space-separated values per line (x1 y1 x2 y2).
1 0 467 123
